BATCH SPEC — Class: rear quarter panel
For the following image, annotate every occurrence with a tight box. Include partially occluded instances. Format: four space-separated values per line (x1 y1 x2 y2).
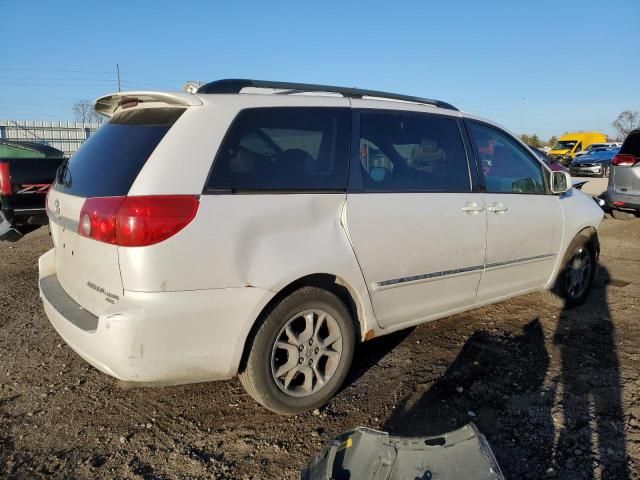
117 194 378 337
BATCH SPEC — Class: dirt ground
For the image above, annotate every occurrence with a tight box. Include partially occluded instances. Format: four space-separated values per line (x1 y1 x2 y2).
1 215 639 479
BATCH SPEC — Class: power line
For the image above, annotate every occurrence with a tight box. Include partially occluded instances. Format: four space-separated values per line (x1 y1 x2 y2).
1 65 182 86
0 74 114 80
0 82 118 87
0 66 113 74
121 73 182 83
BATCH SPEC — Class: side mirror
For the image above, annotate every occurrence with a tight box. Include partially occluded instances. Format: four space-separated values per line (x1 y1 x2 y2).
551 171 571 194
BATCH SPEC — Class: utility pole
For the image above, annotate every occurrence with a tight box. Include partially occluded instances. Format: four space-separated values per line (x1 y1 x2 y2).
116 64 121 92
520 97 526 132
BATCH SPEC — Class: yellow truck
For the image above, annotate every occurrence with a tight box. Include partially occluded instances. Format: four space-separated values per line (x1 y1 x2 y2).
549 132 607 164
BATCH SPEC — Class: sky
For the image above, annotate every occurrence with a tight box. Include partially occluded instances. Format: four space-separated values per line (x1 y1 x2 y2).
1 0 639 140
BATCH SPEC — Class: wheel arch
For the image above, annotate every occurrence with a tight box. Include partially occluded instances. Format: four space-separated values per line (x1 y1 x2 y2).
575 225 599 259
547 224 600 290
238 273 370 373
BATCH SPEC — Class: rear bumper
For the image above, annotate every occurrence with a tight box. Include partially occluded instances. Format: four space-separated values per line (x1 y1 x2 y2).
0 203 46 241
1 199 48 225
38 248 274 384
606 189 640 211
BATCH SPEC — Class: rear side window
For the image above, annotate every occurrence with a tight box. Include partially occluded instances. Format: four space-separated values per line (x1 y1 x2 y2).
206 108 350 191
620 131 640 157
54 108 184 198
357 111 470 192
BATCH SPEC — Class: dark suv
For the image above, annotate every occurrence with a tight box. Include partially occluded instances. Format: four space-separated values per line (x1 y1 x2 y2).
608 129 640 220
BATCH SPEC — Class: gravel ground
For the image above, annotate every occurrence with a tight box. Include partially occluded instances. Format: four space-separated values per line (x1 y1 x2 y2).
1 215 639 479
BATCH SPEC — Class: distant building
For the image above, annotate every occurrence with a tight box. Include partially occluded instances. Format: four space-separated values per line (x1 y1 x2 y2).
0 120 102 156
0 139 65 159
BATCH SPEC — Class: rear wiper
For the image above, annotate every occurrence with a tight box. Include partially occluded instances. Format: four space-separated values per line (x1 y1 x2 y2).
56 159 70 185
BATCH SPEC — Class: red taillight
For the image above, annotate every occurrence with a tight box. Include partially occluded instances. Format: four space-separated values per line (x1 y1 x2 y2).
78 197 125 244
0 163 11 195
612 154 638 166
78 195 199 247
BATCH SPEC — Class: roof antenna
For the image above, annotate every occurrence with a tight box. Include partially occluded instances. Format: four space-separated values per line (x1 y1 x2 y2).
116 64 121 92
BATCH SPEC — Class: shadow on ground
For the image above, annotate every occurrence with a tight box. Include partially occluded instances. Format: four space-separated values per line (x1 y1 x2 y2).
344 327 414 388
383 267 630 479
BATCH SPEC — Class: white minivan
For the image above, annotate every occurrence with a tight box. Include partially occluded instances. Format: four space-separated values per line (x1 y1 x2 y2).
40 79 603 414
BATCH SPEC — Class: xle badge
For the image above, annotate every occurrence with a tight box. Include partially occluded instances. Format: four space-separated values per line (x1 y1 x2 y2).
87 281 120 304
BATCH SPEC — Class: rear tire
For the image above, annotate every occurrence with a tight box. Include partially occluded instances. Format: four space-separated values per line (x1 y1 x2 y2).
611 209 636 221
239 286 355 415
542 233 596 309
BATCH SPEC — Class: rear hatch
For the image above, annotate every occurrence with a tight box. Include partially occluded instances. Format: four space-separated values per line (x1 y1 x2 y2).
47 103 187 316
612 131 640 196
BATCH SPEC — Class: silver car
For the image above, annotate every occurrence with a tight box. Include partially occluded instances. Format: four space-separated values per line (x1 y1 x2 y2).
608 129 640 220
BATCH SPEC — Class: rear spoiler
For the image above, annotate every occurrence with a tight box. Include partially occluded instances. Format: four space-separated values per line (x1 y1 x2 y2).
94 91 202 118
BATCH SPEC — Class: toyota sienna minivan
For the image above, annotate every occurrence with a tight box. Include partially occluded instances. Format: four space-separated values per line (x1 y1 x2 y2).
40 79 603 414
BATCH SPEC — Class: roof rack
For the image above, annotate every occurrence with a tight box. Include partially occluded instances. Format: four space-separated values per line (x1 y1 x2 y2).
196 79 458 111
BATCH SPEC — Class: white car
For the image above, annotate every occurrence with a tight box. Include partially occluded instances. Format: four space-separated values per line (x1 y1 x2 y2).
39 79 603 414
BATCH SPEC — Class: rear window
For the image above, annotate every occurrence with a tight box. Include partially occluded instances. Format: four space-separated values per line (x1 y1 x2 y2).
620 131 640 157
205 107 350 192
54 108 184 197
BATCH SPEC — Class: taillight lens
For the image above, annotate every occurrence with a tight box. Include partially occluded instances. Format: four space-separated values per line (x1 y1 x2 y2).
0 163 11 195
612 154 638 166
78 195 199 247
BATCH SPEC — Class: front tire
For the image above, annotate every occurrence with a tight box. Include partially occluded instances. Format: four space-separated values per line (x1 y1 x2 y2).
542 233 596 309
239 286 355 414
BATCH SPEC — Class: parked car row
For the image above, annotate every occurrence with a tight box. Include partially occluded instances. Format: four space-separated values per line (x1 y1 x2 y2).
569 146 619 178
548 132 607 164
574 142 621 158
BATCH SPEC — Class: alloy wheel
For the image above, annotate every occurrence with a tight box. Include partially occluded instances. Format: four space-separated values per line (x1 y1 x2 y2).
270 309 343 397
565 247 592 299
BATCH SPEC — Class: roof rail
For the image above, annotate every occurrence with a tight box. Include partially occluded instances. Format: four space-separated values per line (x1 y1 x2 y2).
196 79 458 111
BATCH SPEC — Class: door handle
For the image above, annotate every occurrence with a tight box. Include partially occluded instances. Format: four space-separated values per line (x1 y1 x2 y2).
487 203 509 213
461 201 485 213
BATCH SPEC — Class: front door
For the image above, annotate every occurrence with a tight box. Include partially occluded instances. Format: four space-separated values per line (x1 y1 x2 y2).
467 121 563 302
346 109 487 328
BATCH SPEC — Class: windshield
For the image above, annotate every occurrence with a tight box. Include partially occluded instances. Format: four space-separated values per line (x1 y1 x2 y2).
552 141 577 151
587 144 606 150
